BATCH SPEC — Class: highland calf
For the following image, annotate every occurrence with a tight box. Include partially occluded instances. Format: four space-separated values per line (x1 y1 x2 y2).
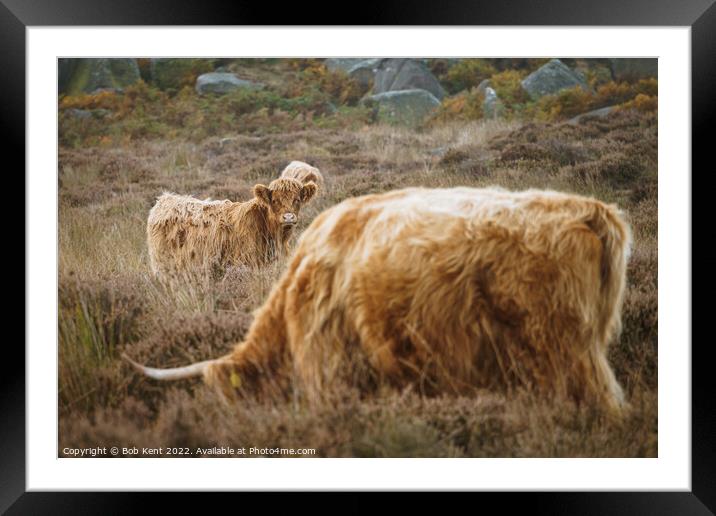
147 177 317 277
279 161 324 195
129 186 632 414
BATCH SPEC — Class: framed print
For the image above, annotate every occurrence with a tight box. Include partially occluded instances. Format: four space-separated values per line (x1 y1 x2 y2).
9 0 712 512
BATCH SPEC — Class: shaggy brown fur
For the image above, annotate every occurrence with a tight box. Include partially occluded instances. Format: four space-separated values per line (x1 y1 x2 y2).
136 186 632 414
279 161 324 195
147 178 317 277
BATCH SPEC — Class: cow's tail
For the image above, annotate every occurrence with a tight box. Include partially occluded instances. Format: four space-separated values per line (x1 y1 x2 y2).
123 353 215 381
125 254 292 399
582 201 632 340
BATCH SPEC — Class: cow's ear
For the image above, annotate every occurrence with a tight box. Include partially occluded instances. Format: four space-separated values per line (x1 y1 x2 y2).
253 184 271 205
301 182 317 203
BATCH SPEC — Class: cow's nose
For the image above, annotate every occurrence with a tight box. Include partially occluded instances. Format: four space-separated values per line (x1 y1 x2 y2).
282 213 297 224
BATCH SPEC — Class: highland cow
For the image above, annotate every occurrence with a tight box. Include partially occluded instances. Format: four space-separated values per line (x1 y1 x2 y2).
147 177 317 277
128 186 632 414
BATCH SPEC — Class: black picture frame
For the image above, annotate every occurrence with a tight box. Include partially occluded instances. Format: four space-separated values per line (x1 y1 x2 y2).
7 0 711 512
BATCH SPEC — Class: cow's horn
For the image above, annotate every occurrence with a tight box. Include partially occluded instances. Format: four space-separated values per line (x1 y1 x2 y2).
122 353 214 381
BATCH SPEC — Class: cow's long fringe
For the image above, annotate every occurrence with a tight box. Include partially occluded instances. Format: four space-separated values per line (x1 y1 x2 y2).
146 177 316 278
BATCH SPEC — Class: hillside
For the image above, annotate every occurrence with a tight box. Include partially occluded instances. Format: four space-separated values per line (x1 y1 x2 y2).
58 58 658 457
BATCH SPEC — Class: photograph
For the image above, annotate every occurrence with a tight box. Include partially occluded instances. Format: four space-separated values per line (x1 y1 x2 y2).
56 56 659 459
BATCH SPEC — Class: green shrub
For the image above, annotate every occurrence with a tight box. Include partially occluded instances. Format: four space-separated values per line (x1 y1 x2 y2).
286 62 368 106
442 59 496 94
426 58 453 80
529 78 659 121
534 86 595 121
487 58 550 72
594 79 658 109
619 93 658 113
59 89 123 111
594 81 633 106
490 70 530 106
313 105 374 129
285 58 324 71
136 58 152 82
634 78 658 97
583 64 615 88
428 89 484 124
152 58 216 93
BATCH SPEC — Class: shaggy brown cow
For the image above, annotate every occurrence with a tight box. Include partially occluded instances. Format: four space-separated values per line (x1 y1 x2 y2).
128 186 632 414
279 161 324 196
147 177 317 277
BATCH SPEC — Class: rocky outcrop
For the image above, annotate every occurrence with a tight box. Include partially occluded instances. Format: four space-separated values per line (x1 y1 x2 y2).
363 89 441 127
64 108 112 119
566 106 616 125
372 59 446 100
59 58 141 94
324 58 384 88
482 87 504 119
476 79 491 95
521 59 589 100
59 59 78 93
346 59 384 87
195 73 263 95
609 59 657 81
324 58 366 72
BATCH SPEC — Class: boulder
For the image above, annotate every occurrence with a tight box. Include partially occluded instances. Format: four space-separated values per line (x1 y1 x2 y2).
482 87 504 119
363 89 441 127
64 108 92 120
347 58 384 87
195 73 264 95
609 58 657 81
60 58 141 95
325 58 367 72
324 58 384 87
521 59 589 100
64 108 112 119
58 59 78 93
107 59 141 88
476 79 491 95
566 106 616 125
372 59 446 100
